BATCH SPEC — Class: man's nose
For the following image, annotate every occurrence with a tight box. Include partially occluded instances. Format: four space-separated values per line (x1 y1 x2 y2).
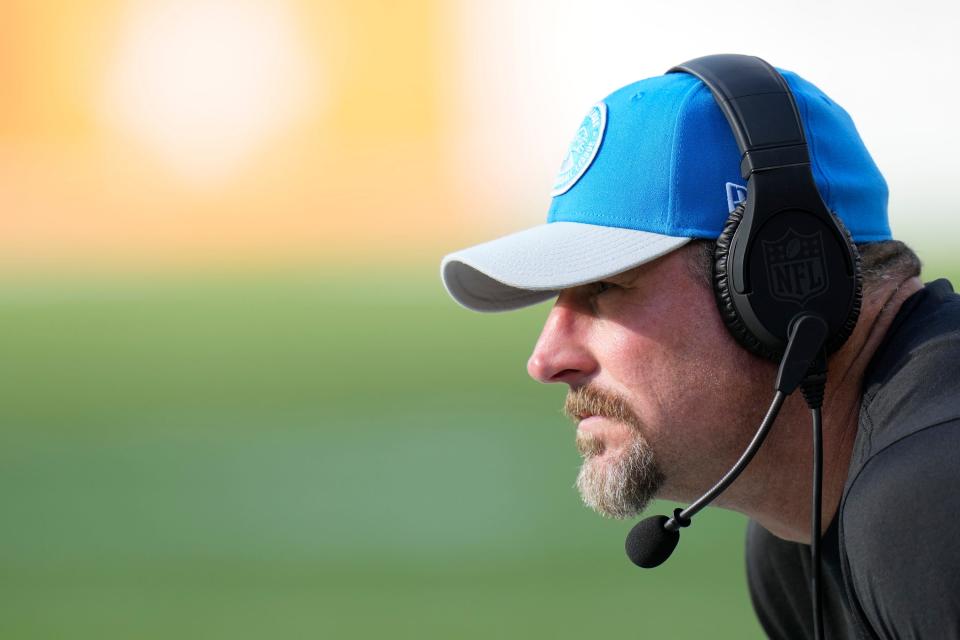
526 295 597 385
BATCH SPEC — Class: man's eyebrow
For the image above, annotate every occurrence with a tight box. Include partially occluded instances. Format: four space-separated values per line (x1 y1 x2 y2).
606 268 642 284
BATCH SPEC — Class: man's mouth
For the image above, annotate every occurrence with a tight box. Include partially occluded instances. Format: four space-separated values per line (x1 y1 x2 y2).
576 415 612 436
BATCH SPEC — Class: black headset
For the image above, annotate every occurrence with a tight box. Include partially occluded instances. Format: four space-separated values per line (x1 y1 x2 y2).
623 54 863 640
677 54 863 360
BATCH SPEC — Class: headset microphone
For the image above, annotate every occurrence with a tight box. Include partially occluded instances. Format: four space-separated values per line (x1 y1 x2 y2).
625 513 684 569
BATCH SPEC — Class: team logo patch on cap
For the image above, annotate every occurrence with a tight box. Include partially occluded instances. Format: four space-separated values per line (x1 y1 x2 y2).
551 102 606 197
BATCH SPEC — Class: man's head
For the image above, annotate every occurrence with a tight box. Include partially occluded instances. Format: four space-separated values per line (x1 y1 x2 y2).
531 243 784 517
440 58 902 518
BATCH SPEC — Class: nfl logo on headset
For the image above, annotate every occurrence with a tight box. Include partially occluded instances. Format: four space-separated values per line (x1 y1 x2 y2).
762 229 829 305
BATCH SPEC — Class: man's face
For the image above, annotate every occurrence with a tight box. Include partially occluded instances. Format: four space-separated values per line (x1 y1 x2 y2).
526 246 773 518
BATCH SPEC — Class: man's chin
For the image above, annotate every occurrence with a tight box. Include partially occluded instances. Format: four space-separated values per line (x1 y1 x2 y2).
574 440 664 520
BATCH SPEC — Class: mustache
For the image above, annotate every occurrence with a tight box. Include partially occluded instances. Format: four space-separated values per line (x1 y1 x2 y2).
563 385 643 431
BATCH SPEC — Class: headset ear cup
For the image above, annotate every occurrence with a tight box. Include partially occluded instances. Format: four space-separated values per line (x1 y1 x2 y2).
713 204 781 361
713 206 864 361
824 212 863 354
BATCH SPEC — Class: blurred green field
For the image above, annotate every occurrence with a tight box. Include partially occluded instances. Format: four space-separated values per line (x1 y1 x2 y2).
1 262 954 639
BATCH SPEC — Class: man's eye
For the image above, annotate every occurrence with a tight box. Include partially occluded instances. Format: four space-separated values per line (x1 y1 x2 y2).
594 281 618 295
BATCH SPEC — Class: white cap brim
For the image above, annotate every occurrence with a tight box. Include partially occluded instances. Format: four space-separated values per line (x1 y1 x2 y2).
441 222 691 312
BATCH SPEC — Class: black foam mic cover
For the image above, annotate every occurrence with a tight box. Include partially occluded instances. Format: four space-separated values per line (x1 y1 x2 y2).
625 515 680 568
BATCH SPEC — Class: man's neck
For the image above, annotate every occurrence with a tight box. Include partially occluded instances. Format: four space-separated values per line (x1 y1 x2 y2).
736 275 924 543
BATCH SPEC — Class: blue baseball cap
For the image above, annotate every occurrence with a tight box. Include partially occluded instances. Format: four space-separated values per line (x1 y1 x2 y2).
441 65 891 312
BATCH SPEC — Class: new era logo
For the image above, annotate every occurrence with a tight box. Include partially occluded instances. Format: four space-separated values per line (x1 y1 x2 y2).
726 182 747 213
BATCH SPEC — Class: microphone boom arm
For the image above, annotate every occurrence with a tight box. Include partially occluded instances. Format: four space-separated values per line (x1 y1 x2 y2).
665 391 786 531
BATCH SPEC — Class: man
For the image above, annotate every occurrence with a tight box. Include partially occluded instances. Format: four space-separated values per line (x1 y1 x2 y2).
440 59 960 638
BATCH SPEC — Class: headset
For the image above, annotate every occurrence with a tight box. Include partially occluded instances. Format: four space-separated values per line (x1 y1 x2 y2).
623 54 863 640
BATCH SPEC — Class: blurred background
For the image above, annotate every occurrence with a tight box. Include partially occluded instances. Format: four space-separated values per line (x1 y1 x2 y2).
1 1 957 638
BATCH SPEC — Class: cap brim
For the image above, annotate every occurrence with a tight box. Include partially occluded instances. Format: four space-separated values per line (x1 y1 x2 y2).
441 222 691 312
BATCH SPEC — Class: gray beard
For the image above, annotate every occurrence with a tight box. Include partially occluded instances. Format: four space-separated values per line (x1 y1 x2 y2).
575 432 665 519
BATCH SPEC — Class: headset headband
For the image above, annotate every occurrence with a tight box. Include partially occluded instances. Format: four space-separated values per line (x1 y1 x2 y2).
669 54 810 179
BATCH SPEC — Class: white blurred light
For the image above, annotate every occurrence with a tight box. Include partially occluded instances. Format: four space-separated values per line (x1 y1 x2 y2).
103 0 318 184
